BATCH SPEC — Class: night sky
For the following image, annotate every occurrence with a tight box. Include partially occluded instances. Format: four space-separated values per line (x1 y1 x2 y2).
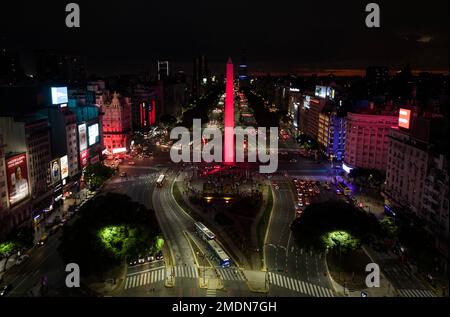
1 0 448 76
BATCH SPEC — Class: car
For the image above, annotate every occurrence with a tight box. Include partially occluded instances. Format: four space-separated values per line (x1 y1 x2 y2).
60 217 68 225
0 284 12 296
38 234 48 246
156 252 164 260
128 259 138 266
289 159 297 163
298 201 304 207
336 189 342 195
147 255 155 262
128 161 135 165
15 254 30 266
120 172 127 177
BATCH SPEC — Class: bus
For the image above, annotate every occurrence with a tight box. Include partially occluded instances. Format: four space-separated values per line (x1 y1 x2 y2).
156 174 165 187
194 222 215 240
207 239 231 268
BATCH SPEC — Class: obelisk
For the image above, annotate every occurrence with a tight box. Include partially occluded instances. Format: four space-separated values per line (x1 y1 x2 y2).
224 57 235 165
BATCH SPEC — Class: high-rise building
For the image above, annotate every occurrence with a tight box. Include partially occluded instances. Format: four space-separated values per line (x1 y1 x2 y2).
157 60 170 81
0 115 52 232
0 48 25 86
343 109 398 171
238 51 249 90
192 55 208 96
0 134 8 214
318 104 346 162
384 115 448 256
102 92 132 154
35 51 87 86
366 66 389 97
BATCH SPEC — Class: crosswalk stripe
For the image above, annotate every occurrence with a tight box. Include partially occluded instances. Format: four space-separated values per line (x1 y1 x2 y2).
124 278 130 289
131 275 137 288
311 284 319 297
289 278 295 291
299 281 305 293
292 280 298 292
318 287 326 297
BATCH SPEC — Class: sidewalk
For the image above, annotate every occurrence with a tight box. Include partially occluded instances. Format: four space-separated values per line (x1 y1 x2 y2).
33 188 90 244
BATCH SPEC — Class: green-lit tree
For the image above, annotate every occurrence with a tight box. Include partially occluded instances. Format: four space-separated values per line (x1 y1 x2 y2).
58 193 162 277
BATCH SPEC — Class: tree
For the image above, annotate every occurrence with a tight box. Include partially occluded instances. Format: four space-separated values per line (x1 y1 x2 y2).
84 163 114 189
380 216 398 239
291 200 379 251
321 230 360 254
159 114 177 129
0 227 34 271
58 193 161 276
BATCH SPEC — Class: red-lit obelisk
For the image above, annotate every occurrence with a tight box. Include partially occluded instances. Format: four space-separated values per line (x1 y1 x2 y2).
224 57 234 164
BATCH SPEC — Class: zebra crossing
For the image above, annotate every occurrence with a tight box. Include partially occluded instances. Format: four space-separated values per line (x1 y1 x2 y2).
217 268 246 281
397 289 436 297
173 265 199 278
206 289 217 297
124 267 166 290
268 273 334 297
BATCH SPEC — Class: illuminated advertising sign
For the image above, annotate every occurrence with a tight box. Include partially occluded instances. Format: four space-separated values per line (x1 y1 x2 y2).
304 96 311 109
6 153 29 206
51 87 68 104
112 147 127 154
79 149 88 169
315 85 327 98
326 87 335 99
88 123 99 146
60 155 69 179
78 124 87 151
50 158 61 185
398 108 411 129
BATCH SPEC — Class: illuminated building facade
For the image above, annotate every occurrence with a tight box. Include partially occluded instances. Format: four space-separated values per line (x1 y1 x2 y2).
102 92 132 153
344 112 398 171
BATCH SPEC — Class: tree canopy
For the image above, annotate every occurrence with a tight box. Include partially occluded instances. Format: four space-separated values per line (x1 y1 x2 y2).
84 163 115 189
291 200 380 251
58 193 162 276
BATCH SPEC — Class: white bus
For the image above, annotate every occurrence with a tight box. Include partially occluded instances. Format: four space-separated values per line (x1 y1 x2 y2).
156 174 165 187
194 222 216 240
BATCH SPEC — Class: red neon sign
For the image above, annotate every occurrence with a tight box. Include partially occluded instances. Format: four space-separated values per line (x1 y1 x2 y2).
398 108 411 129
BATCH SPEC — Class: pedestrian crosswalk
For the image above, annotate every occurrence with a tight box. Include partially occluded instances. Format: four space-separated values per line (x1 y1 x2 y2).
268 273 334 297
206 289 217 297
217 268 246 281
174 265 199 278
397 289 435 297
124 267 166 290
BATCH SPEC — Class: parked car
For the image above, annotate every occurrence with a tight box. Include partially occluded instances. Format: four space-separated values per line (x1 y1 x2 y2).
15 254 30 266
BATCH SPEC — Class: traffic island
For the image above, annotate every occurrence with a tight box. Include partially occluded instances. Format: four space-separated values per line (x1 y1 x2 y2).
243 270 269 293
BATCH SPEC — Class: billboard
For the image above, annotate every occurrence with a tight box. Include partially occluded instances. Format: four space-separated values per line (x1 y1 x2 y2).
51 87 68 104
315 85 327 98
79 149 88 169
60 155 69 179
88 123 99 146
6 153 29 206
315 85 335 99
50 159 61 185
78 124 87 152
398 108 411 129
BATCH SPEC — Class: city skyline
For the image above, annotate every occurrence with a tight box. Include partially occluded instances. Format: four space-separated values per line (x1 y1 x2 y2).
1 1 449 76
